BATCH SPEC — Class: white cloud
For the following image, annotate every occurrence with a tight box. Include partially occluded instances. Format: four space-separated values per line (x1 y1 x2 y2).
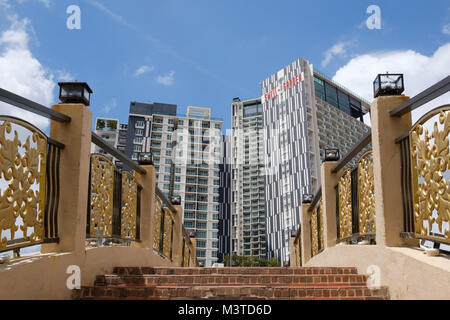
443 23 450 35
102 98 117 114
0 0 10 8
0 16 56 130
55 70 74 82
156 71 175 86
15 0 50 8
332 43 450 124
134 65 154 77
321 42 349 68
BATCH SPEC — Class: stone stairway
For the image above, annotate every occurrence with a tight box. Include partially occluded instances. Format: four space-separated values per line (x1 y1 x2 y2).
73 267 389 300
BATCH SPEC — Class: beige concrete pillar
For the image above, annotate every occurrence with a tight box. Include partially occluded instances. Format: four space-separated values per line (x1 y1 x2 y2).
134 165 156 249
371 95 413 247
41 104 92 255
170 205 183 266
300 203 312 264
320 161 343 248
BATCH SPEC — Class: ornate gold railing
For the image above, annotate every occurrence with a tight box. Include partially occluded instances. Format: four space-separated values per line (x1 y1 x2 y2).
87 154 141 244
336 150 376 243
121 171 139 240
0 117 61 253
310 197 324 257
88 155 114 237
358 151 376 235
153 194 175 260
338 169 353 239
181 229 192 267
409 106 450 245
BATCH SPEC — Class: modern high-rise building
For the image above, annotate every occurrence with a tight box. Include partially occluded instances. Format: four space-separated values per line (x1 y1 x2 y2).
218 134 232 262
124 102 223 267
91 117 128 169
229 97 267 259
260 57 370 263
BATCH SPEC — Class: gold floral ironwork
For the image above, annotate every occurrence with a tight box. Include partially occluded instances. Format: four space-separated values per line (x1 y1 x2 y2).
163 208 174 259
183 237 190 267
338 169 352 239
319 199 324 250
121 171 137 240
311 207 318 257
410 107 450 244
153 197 162 251
0 118 47 251
89 155 114 237
358 151 376 235
295 240 301 266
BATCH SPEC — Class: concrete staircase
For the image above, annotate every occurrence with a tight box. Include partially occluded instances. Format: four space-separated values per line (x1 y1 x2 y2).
73 267 389 300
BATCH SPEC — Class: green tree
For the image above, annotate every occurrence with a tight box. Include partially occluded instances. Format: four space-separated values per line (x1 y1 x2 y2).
222 255 280 267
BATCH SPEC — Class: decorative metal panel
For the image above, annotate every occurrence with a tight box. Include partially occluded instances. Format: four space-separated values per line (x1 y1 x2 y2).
163 208 173 259
410 107 450 244
121 171 137 240
358 151 376 235
338 169 353 239
295 240 301 266
89 155 114 237
311 207 318 257
319 199 324 250
183 237 190 267
153 197 162 251
0 118 47 251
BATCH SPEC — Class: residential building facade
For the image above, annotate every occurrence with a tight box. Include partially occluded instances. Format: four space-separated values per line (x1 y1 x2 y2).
124 102 223 267
229 97 267 259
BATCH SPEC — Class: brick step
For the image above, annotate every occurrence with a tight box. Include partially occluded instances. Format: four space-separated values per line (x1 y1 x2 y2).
74 285 389 300
95 274 368 287
112 267 359 276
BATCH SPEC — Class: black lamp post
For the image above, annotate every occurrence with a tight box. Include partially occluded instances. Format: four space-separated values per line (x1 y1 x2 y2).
302 194 314 204
138 152 153 165
324 148 340 162
373 73 404 98
58 82 93 106
169 196 181 205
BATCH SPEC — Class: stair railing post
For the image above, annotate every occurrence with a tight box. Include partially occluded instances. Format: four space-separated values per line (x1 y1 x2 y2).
41 103 92 255
134 165 156 249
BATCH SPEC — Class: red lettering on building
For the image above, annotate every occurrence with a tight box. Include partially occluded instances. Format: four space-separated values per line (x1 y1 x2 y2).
264 73 303 101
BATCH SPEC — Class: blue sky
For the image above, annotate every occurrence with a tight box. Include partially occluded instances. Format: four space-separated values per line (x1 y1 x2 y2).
0 0 449 131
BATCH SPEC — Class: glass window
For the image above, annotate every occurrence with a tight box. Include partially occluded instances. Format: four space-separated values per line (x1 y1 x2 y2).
325 82 338 108
178 120 184 125
184 212 195 219
133 145 142 152
314 76 326 101
196 232 206 239
196 250 206 257
135 129 144 136
338 90 351 115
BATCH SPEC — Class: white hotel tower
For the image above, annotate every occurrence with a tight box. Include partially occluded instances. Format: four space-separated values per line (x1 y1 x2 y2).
261 58 370 263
